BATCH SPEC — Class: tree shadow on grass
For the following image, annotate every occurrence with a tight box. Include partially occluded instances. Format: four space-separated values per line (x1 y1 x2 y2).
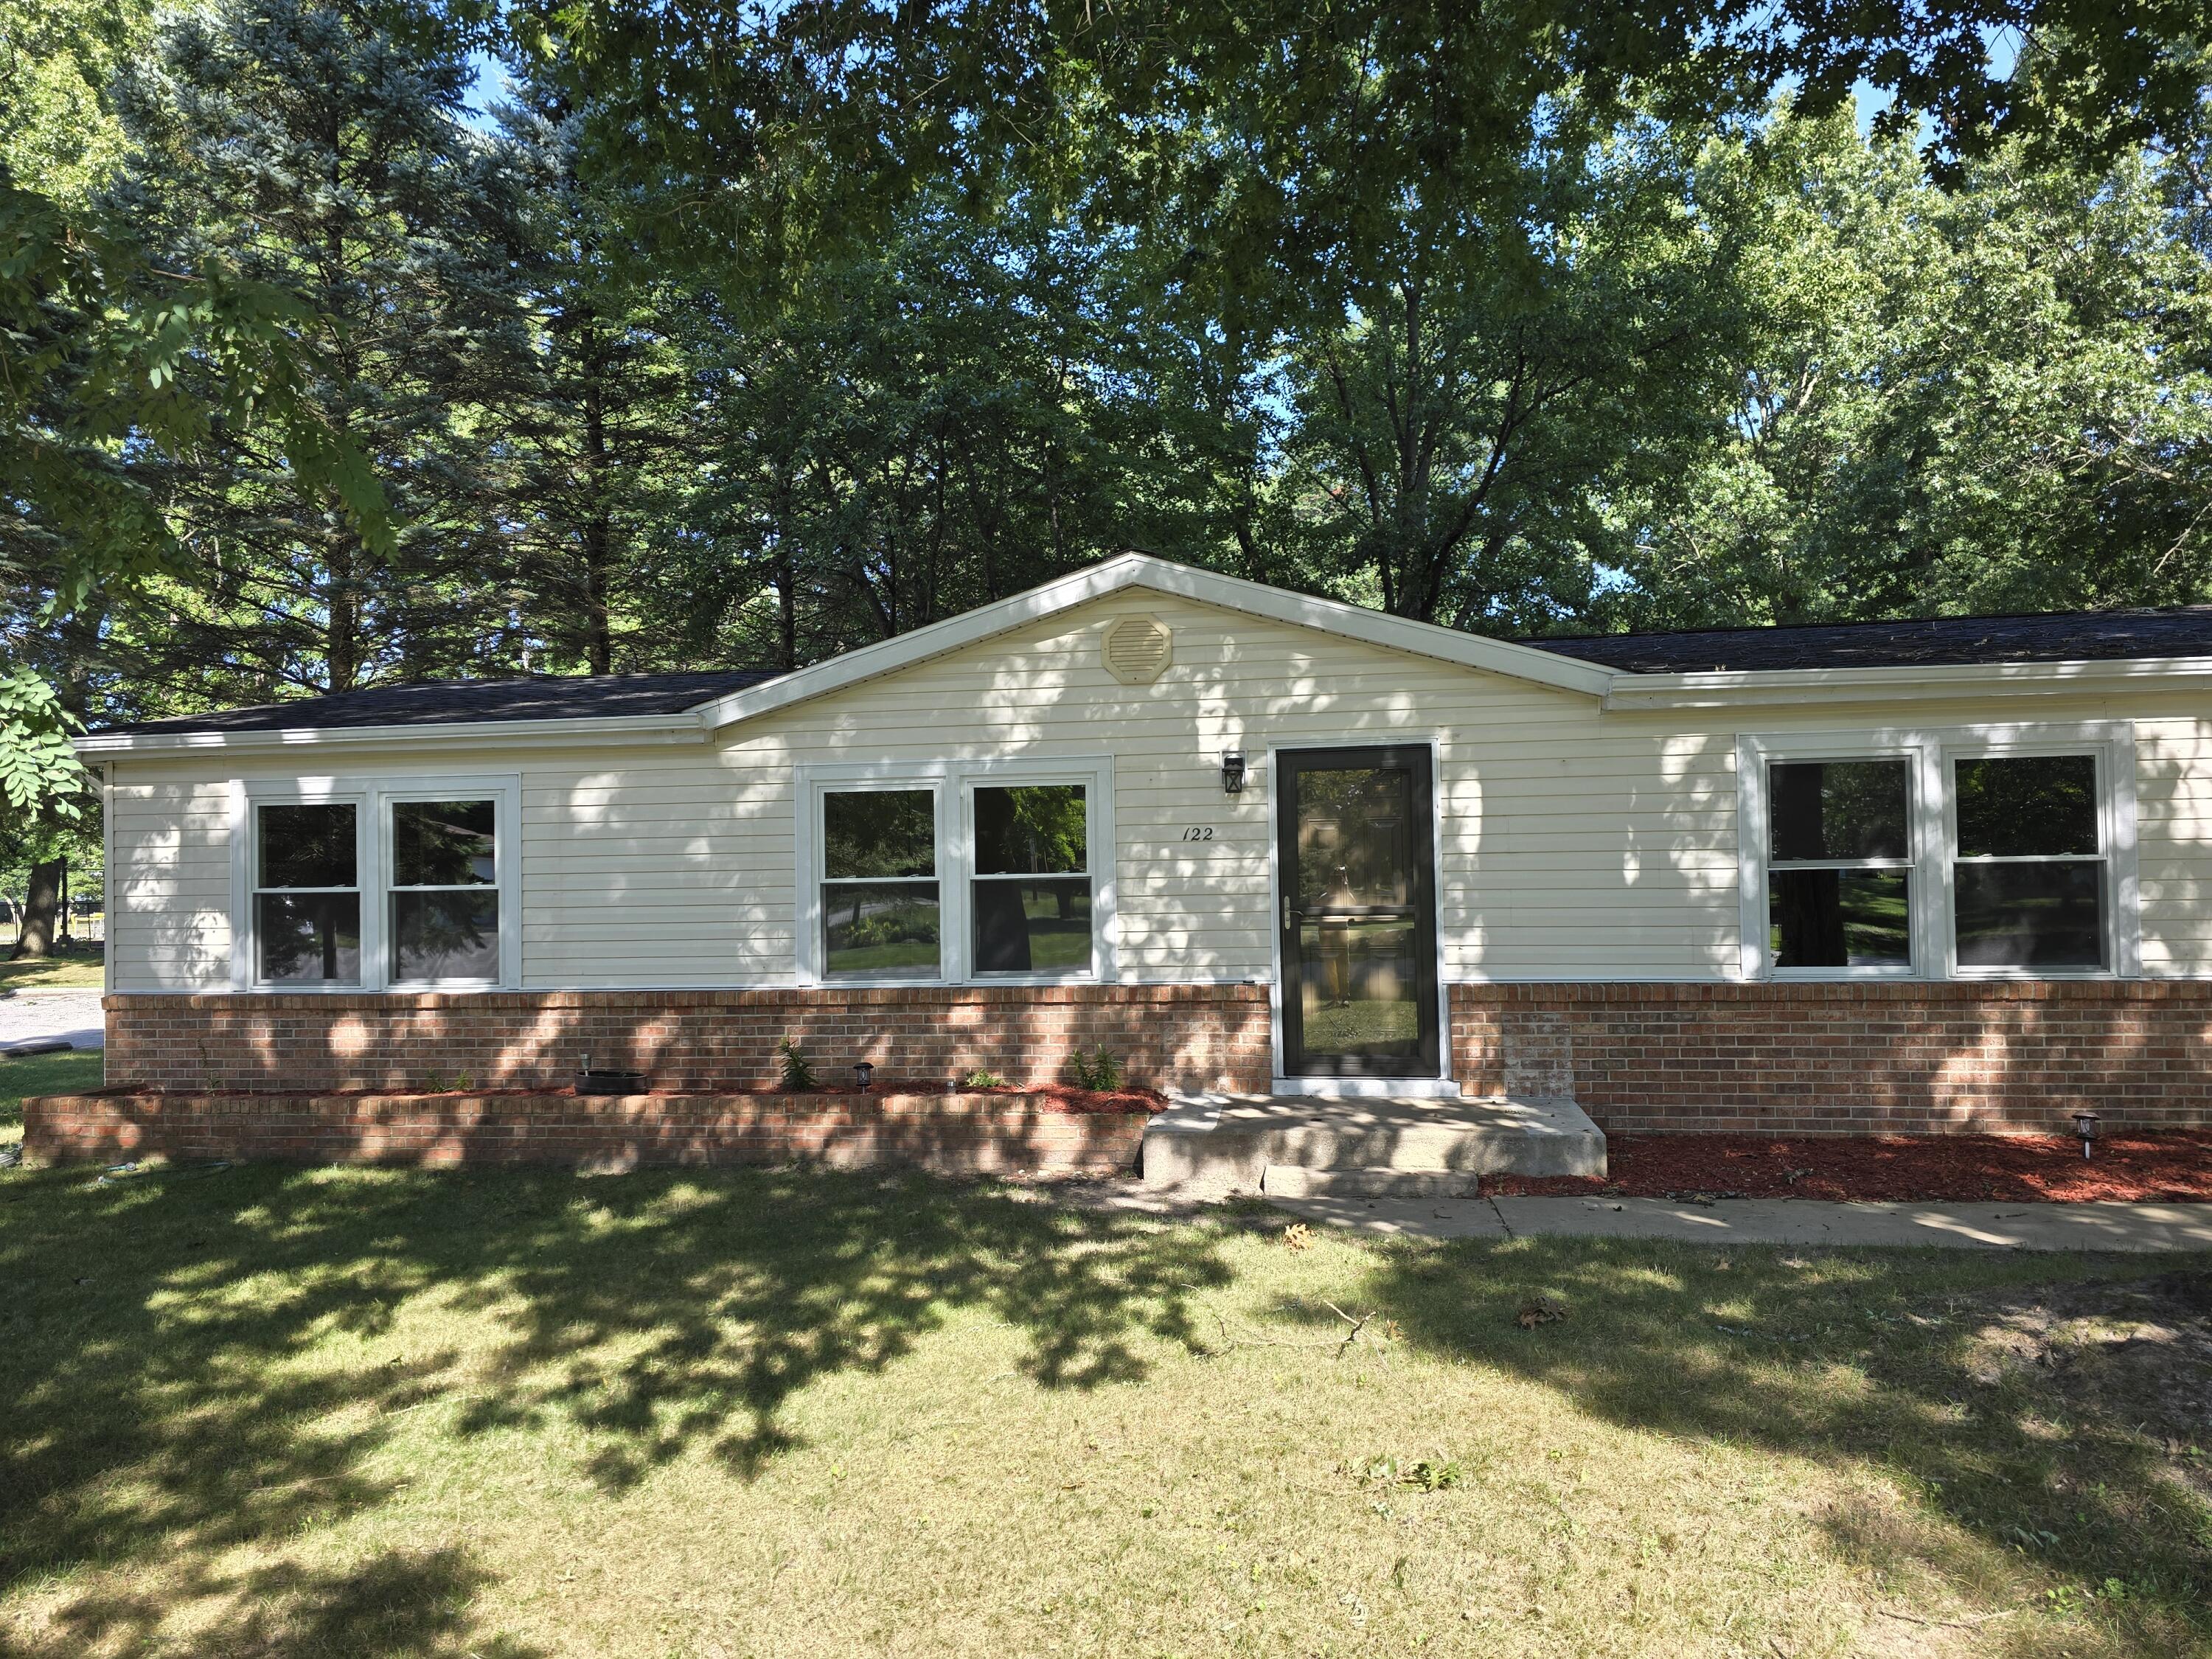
442 1168 1231 1486
1361 1237 2212 1655
0 1162 1233 1654
21 1548 542 1659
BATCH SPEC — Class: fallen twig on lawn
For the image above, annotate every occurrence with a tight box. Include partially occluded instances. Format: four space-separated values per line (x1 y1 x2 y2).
1203 1300 1395 1360
1319 1298 1375 1354
1877 1606 2019 1629
380 1390 484 1419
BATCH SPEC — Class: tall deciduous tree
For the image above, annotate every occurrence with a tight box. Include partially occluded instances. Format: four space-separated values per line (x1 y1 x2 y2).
1613 105 2212 628
1276 118 1750 629
643 192 1152 669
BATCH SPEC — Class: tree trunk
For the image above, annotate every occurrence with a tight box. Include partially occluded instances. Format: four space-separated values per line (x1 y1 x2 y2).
581 317 614 675
777 543 798 672
10 858 63 960
327 528 361 692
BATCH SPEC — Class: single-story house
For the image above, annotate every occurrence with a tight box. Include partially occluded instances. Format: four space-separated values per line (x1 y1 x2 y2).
63 552 2212 1147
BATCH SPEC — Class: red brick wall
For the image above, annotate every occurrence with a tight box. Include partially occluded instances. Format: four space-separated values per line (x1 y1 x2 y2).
1452 980 2212 1133
102 984 1272 1096
25 1089 1147 1175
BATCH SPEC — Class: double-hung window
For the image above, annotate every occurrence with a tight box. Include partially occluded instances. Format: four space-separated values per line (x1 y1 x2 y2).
254 803 362 985
389 799 501 984
1742 728 2135 981
972 784 1091 975
239 777 515 990
1765 759 1913 970
820 788 942 979
1951 755 2107 970
802 762 1111 983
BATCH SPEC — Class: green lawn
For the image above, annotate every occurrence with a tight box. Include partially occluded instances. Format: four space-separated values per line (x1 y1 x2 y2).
0 1153 2205 1656
0 1048 101 1150
0 947 105 990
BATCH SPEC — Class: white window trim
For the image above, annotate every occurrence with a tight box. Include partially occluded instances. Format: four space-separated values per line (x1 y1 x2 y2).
958 758 1117 987
794 757 1118 988
1735 724 2139 983
380 783 522 991
1939 734 2139 981
231 773 521 992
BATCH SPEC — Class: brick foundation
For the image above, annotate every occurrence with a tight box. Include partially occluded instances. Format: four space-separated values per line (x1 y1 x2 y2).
102 984 1273 1096
1452 980 2212 1134
24 1089 1148 1175
96 978 2212 1142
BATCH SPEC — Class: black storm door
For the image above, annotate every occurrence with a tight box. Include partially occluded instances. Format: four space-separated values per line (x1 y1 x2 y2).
1277 747 1440 1078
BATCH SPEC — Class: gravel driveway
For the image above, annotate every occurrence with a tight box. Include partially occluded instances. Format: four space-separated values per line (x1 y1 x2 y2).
0 989 105 1051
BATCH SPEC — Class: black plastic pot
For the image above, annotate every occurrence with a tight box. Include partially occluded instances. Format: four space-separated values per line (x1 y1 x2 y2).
574 1069 649 1096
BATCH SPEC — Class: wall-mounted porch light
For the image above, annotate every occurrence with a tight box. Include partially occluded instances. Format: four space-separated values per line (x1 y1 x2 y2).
2073 1110 2100 1160
1221 751 1246 794
854 1061 875 1091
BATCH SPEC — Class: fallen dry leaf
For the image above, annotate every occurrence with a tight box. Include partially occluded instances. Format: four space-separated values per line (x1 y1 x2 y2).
1516 1293 1568 1330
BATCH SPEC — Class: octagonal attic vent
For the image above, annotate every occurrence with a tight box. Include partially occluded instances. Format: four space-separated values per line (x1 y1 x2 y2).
1102 616 1172 684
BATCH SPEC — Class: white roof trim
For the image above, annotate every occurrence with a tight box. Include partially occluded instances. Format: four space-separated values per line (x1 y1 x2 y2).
74 711 713 758
1602 653 2212 710
692 552 1615 732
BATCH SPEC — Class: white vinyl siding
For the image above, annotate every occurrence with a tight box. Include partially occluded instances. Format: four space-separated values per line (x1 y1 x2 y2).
2129 716 2212 975
107 778 234 990
93 592 2212 991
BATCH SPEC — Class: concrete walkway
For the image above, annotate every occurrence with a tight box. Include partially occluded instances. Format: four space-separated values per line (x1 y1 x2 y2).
0 988 105 1051
1272 1191 2212 1253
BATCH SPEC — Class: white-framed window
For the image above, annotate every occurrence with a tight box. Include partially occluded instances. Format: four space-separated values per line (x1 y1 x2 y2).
250 796 367 987
232 774 520 991
1762 754 1917 974
796 759 1115 985
385 796 504 986
819 782 946 981
1736 726 2138 981
964 772 1097 980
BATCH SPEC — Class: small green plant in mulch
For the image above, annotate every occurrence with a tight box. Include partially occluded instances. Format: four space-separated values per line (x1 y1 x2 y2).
1066 1046 1122 1091
962 1069 1008 1089
777 1038 818 1092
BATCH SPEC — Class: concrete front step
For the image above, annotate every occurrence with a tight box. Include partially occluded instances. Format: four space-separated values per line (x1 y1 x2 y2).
1143 1091 1604 1197
1261 1165 1482 1200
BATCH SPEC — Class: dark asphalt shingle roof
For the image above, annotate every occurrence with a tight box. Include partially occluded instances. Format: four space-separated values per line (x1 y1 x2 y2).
97 669 777 736
91 604 2212 737
1530 608 2212 674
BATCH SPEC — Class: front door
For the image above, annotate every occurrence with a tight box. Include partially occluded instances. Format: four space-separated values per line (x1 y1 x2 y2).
1276 746 1441 1079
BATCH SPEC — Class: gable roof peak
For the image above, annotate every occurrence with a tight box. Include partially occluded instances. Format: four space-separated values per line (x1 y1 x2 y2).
687 551 1615 732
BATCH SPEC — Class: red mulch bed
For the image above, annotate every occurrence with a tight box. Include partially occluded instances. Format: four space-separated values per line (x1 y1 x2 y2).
952 1082 1169 1116
1486 1131 2212 1203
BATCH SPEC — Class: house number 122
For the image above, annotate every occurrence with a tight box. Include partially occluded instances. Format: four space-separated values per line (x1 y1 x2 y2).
1180 827 1215 841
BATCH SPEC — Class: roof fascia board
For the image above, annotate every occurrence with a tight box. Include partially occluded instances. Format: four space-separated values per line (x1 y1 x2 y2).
1604 653 2212 711
1124 558 1617 695
74 711 712 758
695 552 1613 734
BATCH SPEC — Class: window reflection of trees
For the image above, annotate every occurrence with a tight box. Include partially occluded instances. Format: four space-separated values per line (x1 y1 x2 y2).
975 785 1090 974
255 804 360 984
390 801 498 981
1295 769 1410 909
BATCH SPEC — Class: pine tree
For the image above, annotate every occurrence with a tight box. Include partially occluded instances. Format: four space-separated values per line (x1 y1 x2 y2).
485 96 695 676
99 0 529 712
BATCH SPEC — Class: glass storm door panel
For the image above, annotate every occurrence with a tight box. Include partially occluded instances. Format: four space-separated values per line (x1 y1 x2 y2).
1277 748 1441 1078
